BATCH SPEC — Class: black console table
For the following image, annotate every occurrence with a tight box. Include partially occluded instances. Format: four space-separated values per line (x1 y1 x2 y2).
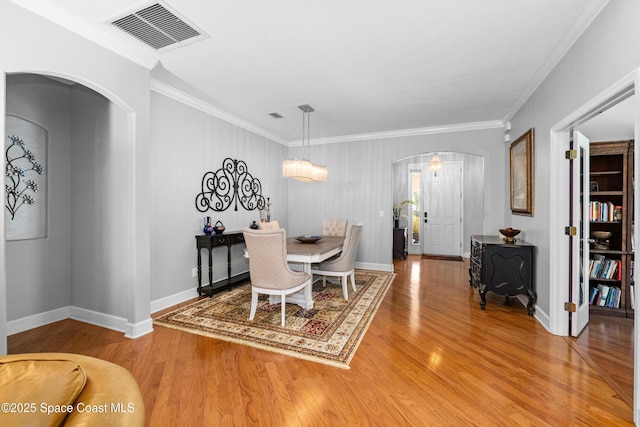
393 227 407 259
196 231 250 296
469 235 536 315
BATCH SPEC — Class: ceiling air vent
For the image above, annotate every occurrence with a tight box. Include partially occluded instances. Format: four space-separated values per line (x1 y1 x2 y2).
110 2 207 51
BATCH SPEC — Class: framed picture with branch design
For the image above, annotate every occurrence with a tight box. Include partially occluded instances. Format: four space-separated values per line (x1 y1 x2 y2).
5 115 47 240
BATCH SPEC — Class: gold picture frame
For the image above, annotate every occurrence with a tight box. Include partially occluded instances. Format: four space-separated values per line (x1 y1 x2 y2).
510 128 534 216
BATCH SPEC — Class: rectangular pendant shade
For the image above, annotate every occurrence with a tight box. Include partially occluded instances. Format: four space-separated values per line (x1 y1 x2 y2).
282 159 327 182
283 104 328 182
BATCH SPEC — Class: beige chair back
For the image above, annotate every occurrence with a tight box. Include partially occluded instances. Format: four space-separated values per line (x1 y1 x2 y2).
258 220 280 231
322 219 348 236
319 224 363 272
242 228 305 290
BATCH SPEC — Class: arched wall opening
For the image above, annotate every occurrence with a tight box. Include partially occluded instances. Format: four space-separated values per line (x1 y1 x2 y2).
4 72 149 339
392 151 485 257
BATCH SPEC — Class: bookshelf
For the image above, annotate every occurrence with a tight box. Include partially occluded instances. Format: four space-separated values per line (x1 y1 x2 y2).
588 141 634 318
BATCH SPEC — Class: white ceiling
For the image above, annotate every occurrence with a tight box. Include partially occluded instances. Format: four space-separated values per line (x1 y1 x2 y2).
576 95 635 142
14 0 611 145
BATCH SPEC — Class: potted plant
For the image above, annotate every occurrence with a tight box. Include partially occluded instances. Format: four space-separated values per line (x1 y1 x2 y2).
392 199 414 228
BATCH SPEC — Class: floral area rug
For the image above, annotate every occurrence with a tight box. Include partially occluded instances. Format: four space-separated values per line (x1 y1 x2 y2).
154 270 394 369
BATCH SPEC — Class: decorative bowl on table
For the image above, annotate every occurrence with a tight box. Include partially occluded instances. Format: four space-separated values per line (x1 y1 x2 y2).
296 235 322 243
499 228 521 243
213 220 225 234
591 231 612 250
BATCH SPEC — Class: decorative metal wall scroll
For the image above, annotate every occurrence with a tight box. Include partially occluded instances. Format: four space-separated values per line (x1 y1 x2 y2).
195 158 265 212
5 115 48 240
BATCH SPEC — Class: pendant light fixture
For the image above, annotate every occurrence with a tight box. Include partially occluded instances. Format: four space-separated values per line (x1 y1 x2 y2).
282 104 328 182
429 153 442 171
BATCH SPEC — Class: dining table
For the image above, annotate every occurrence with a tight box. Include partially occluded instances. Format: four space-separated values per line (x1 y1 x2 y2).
269 235 344 310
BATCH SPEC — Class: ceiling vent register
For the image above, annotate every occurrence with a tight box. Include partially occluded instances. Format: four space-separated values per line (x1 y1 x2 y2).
110 2 206 51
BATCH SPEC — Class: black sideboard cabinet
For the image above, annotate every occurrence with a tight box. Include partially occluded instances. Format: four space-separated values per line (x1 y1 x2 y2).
469 235 536 315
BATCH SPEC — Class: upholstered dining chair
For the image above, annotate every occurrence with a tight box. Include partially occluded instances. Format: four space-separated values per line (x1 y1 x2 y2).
258 220 280 230
242 227 311 326
322 219 348 236
311 224 363 301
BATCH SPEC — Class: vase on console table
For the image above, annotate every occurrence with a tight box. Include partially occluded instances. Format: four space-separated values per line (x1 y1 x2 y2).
203 216 213 235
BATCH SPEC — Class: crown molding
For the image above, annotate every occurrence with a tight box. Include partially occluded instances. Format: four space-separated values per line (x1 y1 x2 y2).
293 120 505 146
502 0 610 123
150 79 288 146
154 76 503 147
12 0 159 70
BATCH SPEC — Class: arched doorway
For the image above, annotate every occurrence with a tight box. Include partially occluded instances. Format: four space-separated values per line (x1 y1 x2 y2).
3 72 151 342
392 151 484 257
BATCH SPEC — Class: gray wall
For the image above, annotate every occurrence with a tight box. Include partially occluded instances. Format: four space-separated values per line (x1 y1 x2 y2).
508 0 640 323
5 75 73 319
6 75 130 321
4 0 640 348
69 85 129 317
149 91 289 301
286 128 505 270
1 0 152 348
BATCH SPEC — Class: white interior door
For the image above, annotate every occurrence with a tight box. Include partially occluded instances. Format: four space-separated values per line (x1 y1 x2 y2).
423 161 462 257
571 131 590 337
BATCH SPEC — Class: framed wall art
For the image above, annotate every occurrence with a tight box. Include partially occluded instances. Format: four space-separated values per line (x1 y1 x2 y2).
5 115 48 240
510 128 534 216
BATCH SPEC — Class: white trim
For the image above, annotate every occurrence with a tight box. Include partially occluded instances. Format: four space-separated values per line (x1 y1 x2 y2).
549 69 640 338
355 261 394 272
502 0 610 123
304 120 505 146
150 79 288 146
7 304 154 338
548 130 571 336
125 318 154 339
69 306 128 333
151 78 505 148
7 306 70 335
150 286 200 314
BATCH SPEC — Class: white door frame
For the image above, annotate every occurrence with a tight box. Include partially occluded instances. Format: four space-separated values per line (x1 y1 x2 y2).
549 68 640 424
571 131 590 337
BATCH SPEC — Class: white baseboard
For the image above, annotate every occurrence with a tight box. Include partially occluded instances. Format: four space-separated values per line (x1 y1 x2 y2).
355 262 394 272
8 305 153 339
7 306 70 335
69 306 128 333
150 286 199 314
125 318 154 338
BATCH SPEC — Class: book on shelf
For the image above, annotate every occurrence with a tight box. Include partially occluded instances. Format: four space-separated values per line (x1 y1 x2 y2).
590 284 621 308
588 255 620 280
589 201 618 222
589 287 599 305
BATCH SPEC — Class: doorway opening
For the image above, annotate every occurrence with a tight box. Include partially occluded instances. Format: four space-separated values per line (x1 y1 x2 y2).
550 70 638 414
392 152 484 258
3 72 149 341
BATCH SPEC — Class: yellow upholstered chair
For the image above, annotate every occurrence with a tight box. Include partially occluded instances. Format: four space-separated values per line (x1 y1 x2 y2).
322 219 348 236
0 352 145 426
242 227 311 326
311 224 363 301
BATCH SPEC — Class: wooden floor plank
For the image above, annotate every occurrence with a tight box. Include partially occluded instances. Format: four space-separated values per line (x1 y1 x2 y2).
7 256 634 426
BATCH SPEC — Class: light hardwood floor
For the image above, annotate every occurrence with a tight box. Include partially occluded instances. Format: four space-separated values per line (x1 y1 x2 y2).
8 256 634 426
